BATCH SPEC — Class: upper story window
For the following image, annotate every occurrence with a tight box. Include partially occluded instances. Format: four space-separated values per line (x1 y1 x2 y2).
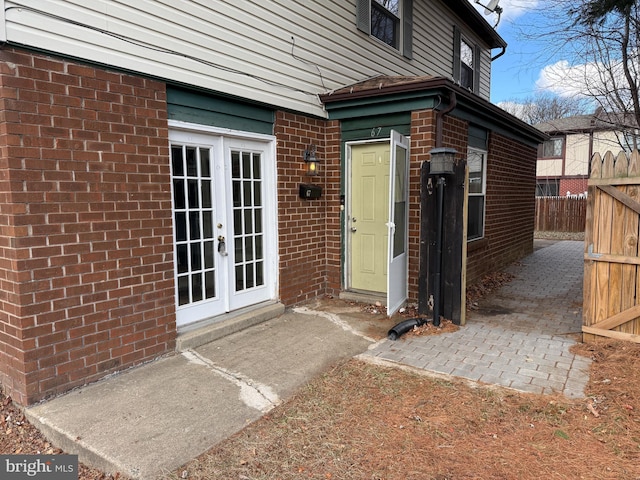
460 38 474 90
356 0 413 59
371 0 400 48
453 26 480 93
541 137 564 157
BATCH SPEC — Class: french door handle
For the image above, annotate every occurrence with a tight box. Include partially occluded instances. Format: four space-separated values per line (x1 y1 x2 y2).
217 236 228 256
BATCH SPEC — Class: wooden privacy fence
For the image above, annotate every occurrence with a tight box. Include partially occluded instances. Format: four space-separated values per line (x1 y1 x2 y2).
583 149 640 343
535 196 587 233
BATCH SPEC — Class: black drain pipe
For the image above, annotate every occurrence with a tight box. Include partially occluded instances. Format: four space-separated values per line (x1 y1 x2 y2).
432 176 446 327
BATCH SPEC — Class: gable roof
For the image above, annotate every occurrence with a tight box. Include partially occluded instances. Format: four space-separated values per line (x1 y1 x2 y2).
535 110 639 134
326 75 436 97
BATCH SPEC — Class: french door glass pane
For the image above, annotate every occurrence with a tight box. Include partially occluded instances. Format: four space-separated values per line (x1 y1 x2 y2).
171 147 184 176
178 276 189 306
171 144 217 306
175 212 186 242
176 244 188 274
186 148 197 176
231 150 265 292
173 180 185 209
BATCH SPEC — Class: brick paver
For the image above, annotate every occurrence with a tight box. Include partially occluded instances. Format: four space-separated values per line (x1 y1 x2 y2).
364 240 590 398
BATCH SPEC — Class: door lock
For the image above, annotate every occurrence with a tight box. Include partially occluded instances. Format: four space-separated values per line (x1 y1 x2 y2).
217 235 228 256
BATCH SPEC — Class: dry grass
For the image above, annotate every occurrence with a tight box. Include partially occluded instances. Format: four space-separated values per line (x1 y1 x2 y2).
164 339 640 480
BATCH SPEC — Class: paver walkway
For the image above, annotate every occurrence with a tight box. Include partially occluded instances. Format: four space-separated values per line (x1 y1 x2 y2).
364 240 591 398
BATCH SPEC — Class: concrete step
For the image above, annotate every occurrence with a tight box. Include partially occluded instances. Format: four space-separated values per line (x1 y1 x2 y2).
176 301 285 351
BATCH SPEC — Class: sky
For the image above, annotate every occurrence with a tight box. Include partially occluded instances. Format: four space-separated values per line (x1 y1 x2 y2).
468 0 579 106
480 0 543 103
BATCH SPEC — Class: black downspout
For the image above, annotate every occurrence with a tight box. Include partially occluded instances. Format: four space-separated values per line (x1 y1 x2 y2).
432 176 446 327
432 93 457 326
436 92 457 148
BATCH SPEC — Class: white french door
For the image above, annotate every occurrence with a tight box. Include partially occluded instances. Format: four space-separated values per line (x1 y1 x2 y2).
169 128 276 327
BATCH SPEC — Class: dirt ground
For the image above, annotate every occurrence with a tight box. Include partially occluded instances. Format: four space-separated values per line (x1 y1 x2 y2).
161 338 639 480
3 323 639 480
2 263 639 480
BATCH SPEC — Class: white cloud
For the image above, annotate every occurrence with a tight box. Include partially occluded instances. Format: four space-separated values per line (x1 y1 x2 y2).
536 59 624 98
536 60 588 97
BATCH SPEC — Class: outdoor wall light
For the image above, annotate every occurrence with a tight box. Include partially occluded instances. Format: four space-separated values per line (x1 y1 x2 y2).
304 144 320 176
429 147 458 175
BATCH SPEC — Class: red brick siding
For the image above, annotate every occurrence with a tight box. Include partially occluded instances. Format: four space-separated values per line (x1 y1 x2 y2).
0 48 175 405
325 120 342 297
560 177 588 196
409 110 438 302
466 132 537 285
274 112 329 305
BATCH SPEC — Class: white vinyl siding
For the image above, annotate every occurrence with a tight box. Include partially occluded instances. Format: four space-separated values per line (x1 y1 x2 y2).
565 133 590 176
536 159 563 177
5 0 494 118
594 130 632 154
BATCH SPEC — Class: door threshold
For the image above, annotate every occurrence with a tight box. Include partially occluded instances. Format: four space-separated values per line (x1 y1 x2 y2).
339 290 386 306
176 301 284 351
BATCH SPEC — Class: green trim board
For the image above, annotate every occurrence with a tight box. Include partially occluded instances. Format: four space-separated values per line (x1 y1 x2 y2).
468 124 488 149
451 101 542 148
340 113 411 142
167 87 274 135
326 93 440 121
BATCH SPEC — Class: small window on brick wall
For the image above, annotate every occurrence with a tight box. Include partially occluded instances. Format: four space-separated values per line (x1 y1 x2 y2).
536 179 559 197
467 148 487 241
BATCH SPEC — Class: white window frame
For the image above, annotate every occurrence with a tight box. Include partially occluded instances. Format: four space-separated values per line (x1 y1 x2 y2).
467 148 487 241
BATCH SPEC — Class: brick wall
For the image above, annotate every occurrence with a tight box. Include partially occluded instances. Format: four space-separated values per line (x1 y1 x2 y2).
274 112 330 305
325 120 342 297
0 48 175 405
560 177 588 197
466 132 537 285
410 110 438 302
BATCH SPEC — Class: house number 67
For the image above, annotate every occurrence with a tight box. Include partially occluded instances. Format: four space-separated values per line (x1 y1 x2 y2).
370 127 382 137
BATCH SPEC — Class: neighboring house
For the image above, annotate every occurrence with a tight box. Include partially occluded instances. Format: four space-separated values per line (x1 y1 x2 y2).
535 110 640 196
0 0 545 405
